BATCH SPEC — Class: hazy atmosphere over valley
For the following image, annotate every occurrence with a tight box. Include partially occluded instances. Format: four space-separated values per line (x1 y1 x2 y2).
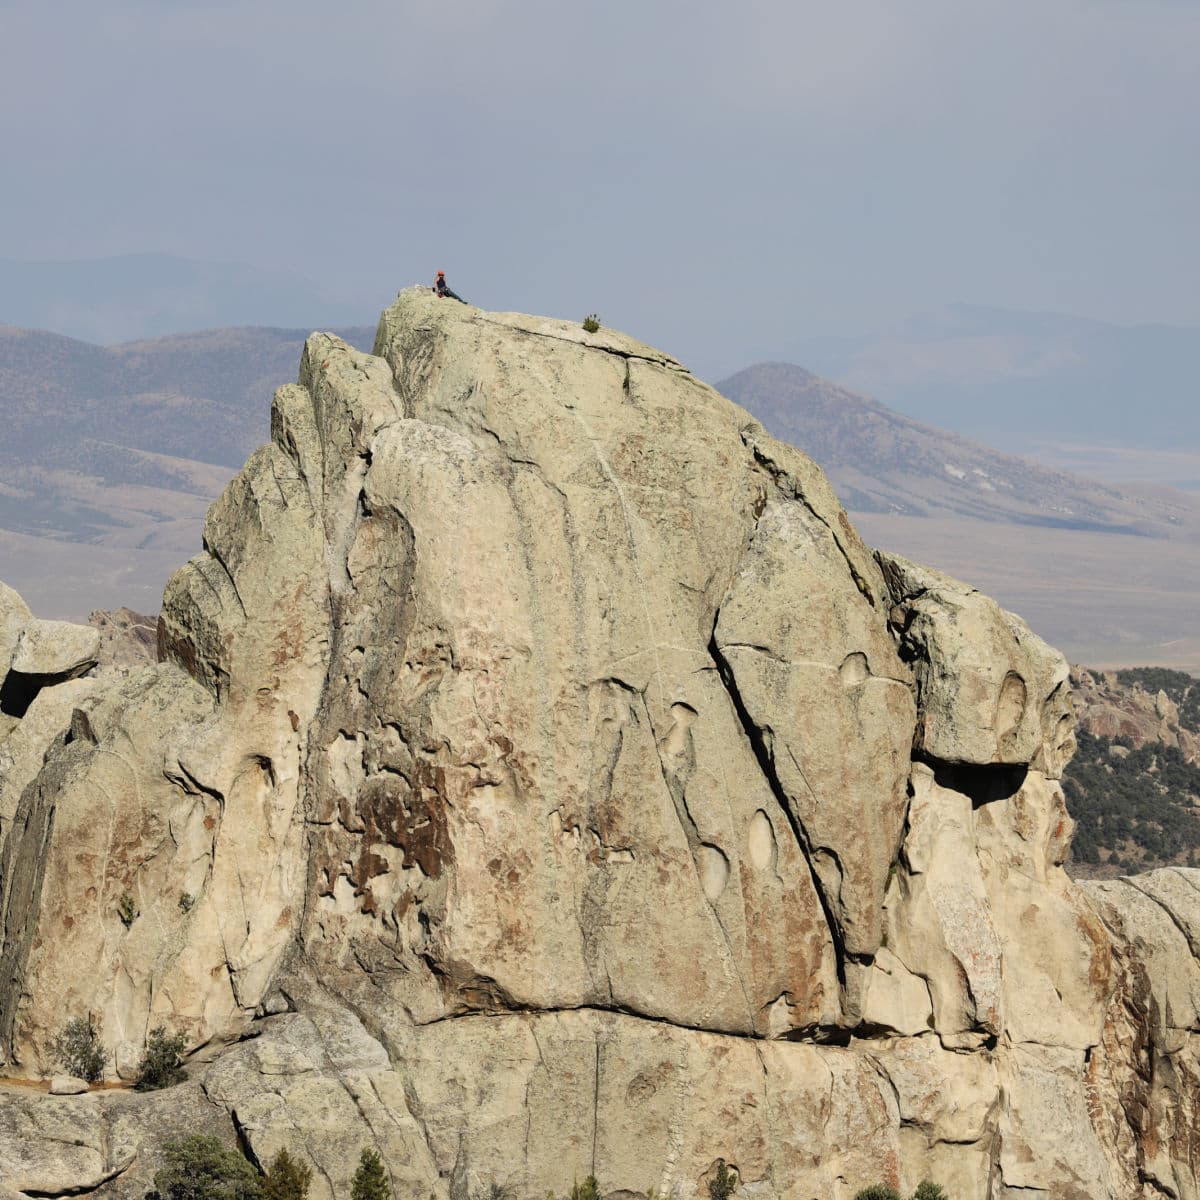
2 3 1200 1200
3 0 1199 666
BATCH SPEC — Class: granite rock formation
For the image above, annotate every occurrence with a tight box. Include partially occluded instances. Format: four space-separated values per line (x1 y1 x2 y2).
0 290 1196 1200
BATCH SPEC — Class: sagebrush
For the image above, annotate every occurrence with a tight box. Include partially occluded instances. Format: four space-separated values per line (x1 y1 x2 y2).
135 1025 188 1090
50 1013 106 1082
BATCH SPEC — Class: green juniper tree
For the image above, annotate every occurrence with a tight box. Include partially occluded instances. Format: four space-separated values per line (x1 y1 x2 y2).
262 1149 312 1200
351 1148 391 1200
151 1135 261 1200
708 1162 737 1200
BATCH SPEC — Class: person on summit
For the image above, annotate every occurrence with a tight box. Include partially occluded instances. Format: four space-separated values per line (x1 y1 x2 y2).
433 270 465 303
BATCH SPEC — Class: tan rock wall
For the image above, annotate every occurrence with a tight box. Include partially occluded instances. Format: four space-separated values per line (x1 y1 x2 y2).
0 290 1192 1199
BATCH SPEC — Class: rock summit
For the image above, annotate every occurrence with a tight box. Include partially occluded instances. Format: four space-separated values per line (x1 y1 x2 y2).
0 290 1197 1200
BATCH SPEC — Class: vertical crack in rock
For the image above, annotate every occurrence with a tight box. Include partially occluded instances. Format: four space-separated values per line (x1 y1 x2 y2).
1124 875 1200 960
0 775 58 1062
591 1029 602 1178
202 537 249 621
6 293 1198 1200
564 378 760 1024
707 627 849 994
741 432 877 609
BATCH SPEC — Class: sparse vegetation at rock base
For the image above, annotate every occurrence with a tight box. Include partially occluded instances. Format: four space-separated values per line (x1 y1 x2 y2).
50 1012 106 1082
134 1025 188 1091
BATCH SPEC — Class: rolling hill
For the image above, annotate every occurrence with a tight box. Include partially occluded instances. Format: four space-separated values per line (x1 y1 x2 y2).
0 323 373 613
718 362 1199 539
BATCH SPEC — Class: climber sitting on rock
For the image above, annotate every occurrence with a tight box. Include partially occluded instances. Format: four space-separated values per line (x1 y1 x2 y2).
433 270 465 303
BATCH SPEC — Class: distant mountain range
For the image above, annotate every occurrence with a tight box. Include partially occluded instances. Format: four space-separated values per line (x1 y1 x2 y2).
718 362 1198 540
789 303 1200 454
0 323 372 615
0 254 374 344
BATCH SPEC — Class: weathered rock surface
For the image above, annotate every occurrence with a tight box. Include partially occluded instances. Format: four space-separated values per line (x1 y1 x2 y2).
877 554 1074 776
0 584 30 673
0 289 1195 1199
0 599 106 838
48 1074 89 1095
10 618 99 680
88 607 158 674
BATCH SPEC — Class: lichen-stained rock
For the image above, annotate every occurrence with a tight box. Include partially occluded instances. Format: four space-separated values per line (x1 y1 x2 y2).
975 770 1110 1050
996 1044 1115 1199
0 1090 135 1193
1083 870 1200 1199
301 297 842 1038
0 1080 234 1198
203 986 903 1200
877 553 1074 776
0 668 224 1075
0 676 99 834
866 1036 998 1200
882 763 1109 1052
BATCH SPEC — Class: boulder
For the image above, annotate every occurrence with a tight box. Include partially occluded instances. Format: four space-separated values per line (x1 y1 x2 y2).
0 582 30 675
9 618 99 681
877 553 1074 776
0 676 100 834
48 1075 89 1095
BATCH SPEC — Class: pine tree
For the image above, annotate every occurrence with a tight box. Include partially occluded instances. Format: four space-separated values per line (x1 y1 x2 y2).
262 1150 312 1200
351 1149 391 1200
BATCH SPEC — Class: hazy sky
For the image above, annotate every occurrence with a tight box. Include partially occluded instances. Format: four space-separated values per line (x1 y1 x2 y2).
2 0 1197 377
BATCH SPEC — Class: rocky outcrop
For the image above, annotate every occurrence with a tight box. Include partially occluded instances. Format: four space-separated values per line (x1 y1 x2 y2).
877 554 1075 776
1072 665 1200 765
0 595 107 837
0 289 1193 1199
1083 870 1200 1199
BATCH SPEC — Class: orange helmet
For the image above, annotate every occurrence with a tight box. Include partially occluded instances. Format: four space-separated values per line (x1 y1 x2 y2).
437 270 445 277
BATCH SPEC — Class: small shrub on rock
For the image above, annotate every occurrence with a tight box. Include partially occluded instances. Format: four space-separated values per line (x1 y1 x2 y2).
569 1180 600 1200
473 1184 512 1200
151 1135 261 1200
911 1185 948 1200
708 1162 737 1200
262 1149 311 1200
135 1025 188 1090
51 1012 106 1082
118 892 138 927
582 314 601 333
853 1188 901 1200
351 1148 391 1200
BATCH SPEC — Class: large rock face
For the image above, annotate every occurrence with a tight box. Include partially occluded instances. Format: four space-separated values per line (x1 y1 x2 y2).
0 289 1193 1199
